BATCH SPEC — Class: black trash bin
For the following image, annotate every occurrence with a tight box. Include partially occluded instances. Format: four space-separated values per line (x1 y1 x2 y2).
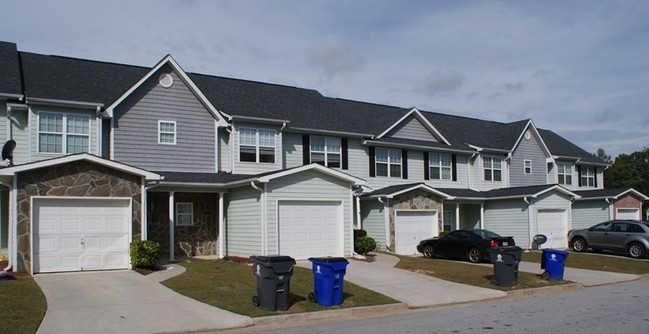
488 246 523 287
250 255 296 311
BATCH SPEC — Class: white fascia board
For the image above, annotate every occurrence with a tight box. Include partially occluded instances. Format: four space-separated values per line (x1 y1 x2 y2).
532 185 581 200
613 188 649 201
289 127 374 138
104 55 228 127
376 108 451 145
0 93 23 100
26 97 103 109
363 140 475 155
0 153 161 181
257 163 366 186
373 184 454 200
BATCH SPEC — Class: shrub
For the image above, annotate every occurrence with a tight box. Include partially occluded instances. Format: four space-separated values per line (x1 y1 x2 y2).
129 240 161 268
353 229 367 239
355 236 377 255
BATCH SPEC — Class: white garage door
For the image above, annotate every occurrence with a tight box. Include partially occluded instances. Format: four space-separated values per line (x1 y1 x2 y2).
537 209 567 249
278 201 342 260
617 208 640 220
33 198 131 273
395 210 438 255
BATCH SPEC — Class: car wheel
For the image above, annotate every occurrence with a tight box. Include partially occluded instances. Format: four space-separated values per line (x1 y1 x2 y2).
423 244 436 258
628 242 646 259
571 237 587 252
467 248 482 263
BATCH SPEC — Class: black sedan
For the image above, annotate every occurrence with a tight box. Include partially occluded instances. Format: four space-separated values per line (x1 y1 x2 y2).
416 229 516 263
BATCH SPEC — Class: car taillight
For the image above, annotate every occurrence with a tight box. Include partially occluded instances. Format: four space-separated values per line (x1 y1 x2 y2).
489 240 498 248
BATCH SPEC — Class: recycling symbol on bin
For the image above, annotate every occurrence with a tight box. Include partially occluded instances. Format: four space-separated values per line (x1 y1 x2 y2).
316 265 322 274
255 264 261 276
496 254 503 262
551 254 557 261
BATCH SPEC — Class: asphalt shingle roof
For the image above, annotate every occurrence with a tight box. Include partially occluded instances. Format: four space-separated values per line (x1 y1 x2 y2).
573 187 635 199
0 41 22 96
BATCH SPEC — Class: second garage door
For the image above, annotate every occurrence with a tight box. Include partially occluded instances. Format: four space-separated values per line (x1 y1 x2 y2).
278 201 342 260
395 210 438 255
33 198 131 273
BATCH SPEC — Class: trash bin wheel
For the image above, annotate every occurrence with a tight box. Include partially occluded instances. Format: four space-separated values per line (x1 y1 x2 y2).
489 276 498 286
252 295 260 307
541 270 551 280
308 292 317 303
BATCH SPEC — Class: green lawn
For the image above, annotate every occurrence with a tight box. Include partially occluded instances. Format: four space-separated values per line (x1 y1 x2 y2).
0 277 47 334
162 259 399 317
522 250 649 275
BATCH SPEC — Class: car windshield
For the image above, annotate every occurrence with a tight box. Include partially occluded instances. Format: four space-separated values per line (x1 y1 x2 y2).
472 229 501 239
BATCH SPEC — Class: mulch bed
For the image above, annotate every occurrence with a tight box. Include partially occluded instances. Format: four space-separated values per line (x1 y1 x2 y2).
0 260 32 279
133 266 160 276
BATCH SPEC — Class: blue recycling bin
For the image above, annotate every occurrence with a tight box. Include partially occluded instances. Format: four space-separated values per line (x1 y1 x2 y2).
541 249 569 280
307 257 349 306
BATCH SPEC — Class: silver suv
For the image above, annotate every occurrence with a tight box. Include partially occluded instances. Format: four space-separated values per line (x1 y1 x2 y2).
568 220 649 258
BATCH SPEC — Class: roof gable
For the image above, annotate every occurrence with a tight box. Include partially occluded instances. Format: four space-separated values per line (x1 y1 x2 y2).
106 55 227 126
510 120 552 157
256 163 365 186
378 108 450 145
364 182 453 199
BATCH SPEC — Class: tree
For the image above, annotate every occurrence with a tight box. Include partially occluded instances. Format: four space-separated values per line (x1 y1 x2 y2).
605 148 649 217
594 148 612 164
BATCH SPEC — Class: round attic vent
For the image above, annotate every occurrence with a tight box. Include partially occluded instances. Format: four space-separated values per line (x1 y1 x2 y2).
159 73 173 88
525 130 531 140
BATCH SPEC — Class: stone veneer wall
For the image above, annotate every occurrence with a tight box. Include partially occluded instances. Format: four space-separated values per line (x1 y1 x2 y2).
147 192 218 259
15 161 143 273
388 190 443 250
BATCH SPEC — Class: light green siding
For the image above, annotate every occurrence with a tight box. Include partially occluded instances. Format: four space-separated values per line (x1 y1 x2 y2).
218 129 231 172
484 199 530 246
282 132 303 169
231 122 282 174
571 201 610 230
225 186 262 257
361 199 387 248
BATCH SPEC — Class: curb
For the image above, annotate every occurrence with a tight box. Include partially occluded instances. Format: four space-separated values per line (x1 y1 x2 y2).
504 282 584 299
253 303 408 326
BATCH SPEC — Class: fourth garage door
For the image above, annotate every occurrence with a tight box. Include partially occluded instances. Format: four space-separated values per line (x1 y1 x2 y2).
278 201 342 260
33 198 131 273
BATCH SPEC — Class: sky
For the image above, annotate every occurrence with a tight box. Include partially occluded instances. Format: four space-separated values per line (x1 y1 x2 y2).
2 0 648 158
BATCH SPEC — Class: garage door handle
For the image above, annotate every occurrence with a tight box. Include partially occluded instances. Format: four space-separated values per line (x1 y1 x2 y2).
80 239 85 246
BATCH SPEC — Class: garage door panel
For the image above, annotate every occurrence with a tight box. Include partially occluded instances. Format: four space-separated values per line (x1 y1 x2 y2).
538 210 567 249
279 201 342 260
617 209 640 220
395 211 438 255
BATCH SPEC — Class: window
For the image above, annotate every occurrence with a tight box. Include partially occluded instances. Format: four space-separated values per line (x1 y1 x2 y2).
158 121 176 144
176 202 193 226
580 166 595 187
38 112 89 153
239 128 275 163
310 136 341 167
483 156 502 181
524 160 532 174
443 211 453 232
429 153 452 180
558 163 572 185
375 148 401 177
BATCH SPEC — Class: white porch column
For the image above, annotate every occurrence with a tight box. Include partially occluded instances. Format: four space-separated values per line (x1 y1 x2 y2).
218 193 225 259
480 203 485 229
169 191 175 262
356 196 362 229
455 203 460 230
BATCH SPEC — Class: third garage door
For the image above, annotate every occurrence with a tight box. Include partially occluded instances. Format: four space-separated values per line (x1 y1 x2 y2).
278 201 342 260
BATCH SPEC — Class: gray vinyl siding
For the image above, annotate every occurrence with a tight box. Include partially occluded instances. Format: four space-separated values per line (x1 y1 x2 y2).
484 199 530 247
29 105 99 162
112 66 217 172
225 185 262 257
361 199 387 249
265 170 353 256
282 132 303 169
218 128 230 172
231 122 282 174
571 201 610 230
510 131 548 187
425 153 469 189
346 138 369 179
1 106 28 165
385 115 438 142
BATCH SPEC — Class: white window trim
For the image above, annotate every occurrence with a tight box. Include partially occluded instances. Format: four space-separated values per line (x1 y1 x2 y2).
483 155 503 182
558 162 573 185
429 152 452 180
310 135 341 167
38 111 91 154
238 127 276 163
375 148 401 178
175 202 193 226
524 160 532 174
158 120 177 145
581 166 595 187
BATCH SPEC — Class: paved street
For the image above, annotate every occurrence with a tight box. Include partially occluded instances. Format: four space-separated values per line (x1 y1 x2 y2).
216 276 649 334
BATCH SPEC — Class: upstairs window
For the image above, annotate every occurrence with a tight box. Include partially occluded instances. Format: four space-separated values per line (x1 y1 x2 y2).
524 160 532 174
239 128 275 163
375 148 402 177
158 120 176 144
483 156 502 181
38 112 90 154
580 166 595 187
310 136 341 168
429 153 453 180
558 163 572 185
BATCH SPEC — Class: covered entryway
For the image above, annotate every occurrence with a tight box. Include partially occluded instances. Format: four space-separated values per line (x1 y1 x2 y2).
617 208 640 220
33 198 131 273
395 210 438 255
537 209 567 249
278 200 342 259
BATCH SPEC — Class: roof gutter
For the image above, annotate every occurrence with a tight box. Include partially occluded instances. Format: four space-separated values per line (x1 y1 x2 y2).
0 93 23 101
363 140 475 154
286 127 374 139
26 97 104 109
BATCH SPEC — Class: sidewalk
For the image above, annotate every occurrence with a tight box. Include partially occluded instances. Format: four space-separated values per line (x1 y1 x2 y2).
517 261 640 286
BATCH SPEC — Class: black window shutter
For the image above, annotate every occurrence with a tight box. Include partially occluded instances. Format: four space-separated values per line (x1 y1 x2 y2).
402 149 408 179
577 166 582 187
302 135 310 165
423 152 430 180
369 146 375 177
451 154 457 181
594 168 598 187
341 138 348 170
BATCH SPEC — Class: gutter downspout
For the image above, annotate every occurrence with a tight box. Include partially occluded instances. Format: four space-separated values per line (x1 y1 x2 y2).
524 196 534 249
218 193 225 258
355 195 362 230
605 198 614 220
250 181 266 255
169 191 175 262
1 180 13 272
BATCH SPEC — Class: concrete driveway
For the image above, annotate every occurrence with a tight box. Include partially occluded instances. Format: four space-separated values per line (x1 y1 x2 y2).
34 267 252 334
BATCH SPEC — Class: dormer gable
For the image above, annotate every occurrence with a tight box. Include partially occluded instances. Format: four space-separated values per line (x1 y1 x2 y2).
510 120 552 158
377 108 450 145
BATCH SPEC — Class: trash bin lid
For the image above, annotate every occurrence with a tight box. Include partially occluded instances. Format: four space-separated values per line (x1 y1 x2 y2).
250 255 296 264
308 257 349 263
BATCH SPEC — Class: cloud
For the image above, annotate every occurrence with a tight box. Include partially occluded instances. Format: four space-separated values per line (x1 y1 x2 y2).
422 70 465 96
306 35 365 80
